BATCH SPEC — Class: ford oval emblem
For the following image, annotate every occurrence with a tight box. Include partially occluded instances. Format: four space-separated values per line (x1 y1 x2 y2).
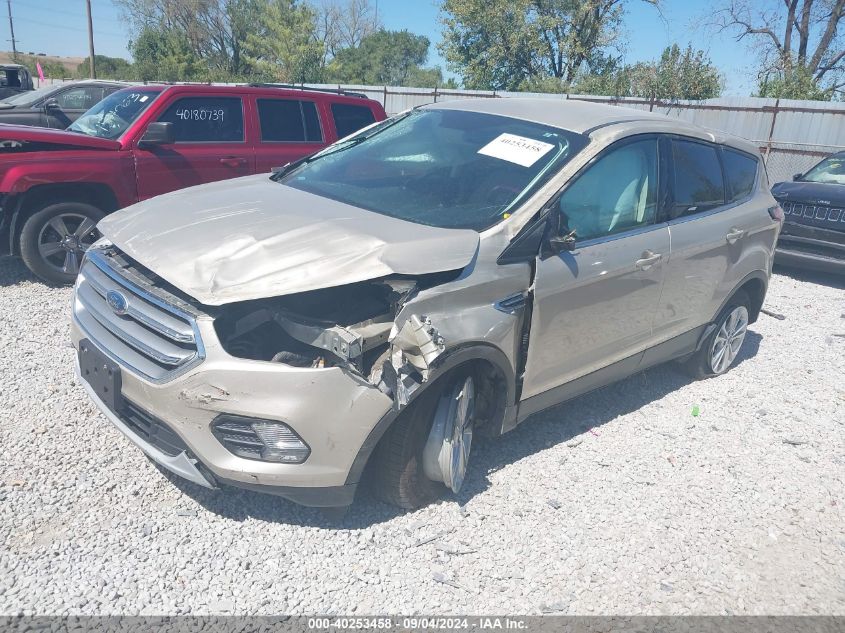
106 290 129 316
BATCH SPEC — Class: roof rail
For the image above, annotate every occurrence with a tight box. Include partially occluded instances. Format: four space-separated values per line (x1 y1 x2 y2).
247 83 368 99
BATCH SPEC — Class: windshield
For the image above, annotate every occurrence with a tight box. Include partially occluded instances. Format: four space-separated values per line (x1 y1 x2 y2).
68 88 162 139
800 155 845 185
1 84 54 106
279 108 585 231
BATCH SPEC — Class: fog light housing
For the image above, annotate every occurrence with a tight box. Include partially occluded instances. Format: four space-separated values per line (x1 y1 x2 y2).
212 415 310 464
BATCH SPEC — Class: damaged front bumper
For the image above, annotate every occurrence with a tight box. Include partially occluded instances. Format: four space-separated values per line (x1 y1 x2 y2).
70 314 395 505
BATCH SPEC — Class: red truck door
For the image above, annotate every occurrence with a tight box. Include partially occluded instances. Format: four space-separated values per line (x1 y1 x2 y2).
252 96 328 173
133 94 254 200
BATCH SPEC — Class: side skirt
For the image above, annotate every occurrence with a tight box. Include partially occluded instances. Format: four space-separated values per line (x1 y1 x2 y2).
516 325 706 423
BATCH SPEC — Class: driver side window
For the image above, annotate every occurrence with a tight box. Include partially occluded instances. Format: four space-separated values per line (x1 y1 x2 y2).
558 138 658 241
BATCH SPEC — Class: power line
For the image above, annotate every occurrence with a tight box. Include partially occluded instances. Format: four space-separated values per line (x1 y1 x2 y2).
12 14 124 38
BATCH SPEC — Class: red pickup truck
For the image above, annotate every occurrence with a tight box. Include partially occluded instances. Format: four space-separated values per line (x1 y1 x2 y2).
0 83 387 283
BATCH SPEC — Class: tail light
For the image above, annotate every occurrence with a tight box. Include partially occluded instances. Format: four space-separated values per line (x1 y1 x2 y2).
768 204 784 223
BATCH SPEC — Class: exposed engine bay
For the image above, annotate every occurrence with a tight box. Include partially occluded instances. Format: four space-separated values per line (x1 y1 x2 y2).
213 273 458 404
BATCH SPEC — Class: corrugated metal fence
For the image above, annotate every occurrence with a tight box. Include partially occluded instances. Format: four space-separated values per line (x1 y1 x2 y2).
38 77 845 183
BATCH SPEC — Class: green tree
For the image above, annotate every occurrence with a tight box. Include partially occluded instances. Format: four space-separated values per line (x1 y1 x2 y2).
76 55 133 79
439 0 657 90
242 0 325 82
17 55 69 79
327 29 442 86
130 25 203 82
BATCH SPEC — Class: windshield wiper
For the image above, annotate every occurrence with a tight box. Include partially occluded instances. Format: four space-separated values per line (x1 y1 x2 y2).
271 110 415 182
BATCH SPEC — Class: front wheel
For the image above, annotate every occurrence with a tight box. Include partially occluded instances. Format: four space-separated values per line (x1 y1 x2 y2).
372 371 477 509
19 202 104 285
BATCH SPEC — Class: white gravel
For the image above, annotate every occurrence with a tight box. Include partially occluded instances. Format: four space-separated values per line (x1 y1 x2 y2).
1 255 843 616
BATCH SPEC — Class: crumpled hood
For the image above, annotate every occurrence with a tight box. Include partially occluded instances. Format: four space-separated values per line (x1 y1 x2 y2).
0 123 121 151
98 175 480 306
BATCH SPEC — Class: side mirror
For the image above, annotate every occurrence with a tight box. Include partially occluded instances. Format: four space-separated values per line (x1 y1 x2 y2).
548 229 577 253
139 122 175 146
792 172 803 181
44 98 61 111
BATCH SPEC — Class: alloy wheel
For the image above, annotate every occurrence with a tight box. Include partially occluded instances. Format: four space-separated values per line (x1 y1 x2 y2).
710 305 749 374
37 213 100 276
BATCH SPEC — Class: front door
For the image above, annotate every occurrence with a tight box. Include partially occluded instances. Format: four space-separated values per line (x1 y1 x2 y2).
47 85 107 128
522 136 669 399
133 95 253 200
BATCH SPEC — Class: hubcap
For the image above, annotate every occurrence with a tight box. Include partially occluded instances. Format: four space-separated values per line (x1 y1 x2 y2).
422 376 476 494
37 213 100 276
710 306 748 374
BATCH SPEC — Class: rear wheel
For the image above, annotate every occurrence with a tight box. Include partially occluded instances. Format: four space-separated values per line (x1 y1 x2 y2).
685 291 750 379
373 370 477 509
19 202 104 285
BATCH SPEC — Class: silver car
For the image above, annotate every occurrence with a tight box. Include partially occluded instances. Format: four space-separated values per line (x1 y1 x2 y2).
70 98 783 509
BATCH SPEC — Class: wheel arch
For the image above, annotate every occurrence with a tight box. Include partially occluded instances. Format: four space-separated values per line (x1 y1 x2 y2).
8 183 118 255
345 343 517 486
719 270 768 325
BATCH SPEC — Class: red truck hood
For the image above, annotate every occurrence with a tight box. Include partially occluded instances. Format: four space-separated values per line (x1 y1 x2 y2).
0 124 120 151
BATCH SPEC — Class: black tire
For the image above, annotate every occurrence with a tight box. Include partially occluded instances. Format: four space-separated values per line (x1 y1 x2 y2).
684 290 750 379
19 202 104 285
371 386 446 510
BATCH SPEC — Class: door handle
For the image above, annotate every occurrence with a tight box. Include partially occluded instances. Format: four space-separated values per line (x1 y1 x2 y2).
219 157 247 167
635 250 662 270
726 227 745 244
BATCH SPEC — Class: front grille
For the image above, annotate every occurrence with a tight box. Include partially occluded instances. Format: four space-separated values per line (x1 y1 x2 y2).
73 247 204 383
780 200 844 230
120 399 189 456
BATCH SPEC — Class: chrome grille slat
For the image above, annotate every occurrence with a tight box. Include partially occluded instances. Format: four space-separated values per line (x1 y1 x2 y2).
73 248 204 383
84 263 195 343
76 284 190 366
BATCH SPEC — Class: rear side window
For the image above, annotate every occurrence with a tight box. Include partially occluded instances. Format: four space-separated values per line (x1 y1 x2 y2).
722 149 758 201
671 139 725 218
257 99 322 142
331 103 376 138
157 97 244 142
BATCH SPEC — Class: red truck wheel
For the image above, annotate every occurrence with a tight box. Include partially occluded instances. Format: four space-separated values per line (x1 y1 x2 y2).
19 202 104 285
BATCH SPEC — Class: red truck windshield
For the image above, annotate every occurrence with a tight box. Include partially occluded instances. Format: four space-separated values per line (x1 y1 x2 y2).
68 88 163 140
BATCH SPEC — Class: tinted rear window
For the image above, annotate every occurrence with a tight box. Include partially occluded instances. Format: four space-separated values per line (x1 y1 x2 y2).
331 103 376 138
671 139 725 218
722 149 758 201
257 99 322 143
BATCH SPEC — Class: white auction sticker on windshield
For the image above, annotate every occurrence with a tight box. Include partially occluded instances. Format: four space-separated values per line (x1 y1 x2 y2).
477 133 555 167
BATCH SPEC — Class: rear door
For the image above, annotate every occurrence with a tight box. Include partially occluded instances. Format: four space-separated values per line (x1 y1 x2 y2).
654 138 763 342
253 97 326 173
522 136 670 399
133 94 253 200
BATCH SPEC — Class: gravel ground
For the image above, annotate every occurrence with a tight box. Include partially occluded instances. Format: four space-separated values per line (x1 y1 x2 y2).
1 255 843 616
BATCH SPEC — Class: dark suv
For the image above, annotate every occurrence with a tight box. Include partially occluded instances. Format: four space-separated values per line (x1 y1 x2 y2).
771 151 845 273
0 80 127 128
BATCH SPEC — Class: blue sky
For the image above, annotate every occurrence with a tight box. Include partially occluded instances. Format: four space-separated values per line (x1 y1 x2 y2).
6 0 758 95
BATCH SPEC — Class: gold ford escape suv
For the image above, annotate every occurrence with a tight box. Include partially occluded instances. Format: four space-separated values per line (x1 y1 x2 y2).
70 99 783 509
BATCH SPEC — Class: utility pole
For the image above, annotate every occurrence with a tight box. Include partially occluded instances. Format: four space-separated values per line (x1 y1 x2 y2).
85 0 95 78
6 0 17 61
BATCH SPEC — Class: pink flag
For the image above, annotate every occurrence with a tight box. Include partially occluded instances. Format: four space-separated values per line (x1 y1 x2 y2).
36 62 45 81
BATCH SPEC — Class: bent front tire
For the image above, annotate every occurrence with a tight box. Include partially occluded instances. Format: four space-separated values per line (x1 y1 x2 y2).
19 202 104 285
372 370 477 510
